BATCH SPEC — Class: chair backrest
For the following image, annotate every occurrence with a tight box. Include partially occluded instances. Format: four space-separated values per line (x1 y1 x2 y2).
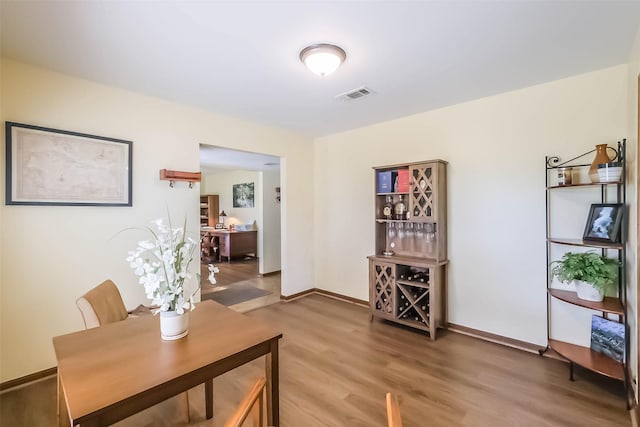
386 393 403 427
76 279 128 329
224 377 266 427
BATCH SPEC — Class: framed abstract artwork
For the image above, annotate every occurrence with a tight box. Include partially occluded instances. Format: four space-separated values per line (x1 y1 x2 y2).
233 182 254 208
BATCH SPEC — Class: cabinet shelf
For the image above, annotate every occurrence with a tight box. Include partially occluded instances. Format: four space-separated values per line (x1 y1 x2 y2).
547 237 623 250
375 219 436 224
376 191 410 196
368 254 448 267
548 339 624 381
548 289 623 315
396 279 430 288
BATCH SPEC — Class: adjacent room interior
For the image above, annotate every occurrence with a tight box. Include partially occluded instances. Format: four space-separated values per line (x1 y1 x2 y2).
198 145 282 312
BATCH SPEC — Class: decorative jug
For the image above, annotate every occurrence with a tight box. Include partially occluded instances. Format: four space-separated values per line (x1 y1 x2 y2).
589 144 611 183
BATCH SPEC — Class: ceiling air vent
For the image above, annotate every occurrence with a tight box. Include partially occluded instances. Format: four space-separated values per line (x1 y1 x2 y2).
336 86 375 101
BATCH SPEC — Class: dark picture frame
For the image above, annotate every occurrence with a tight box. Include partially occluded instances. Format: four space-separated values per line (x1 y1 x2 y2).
232 182 254 208
5 122 132 206
582 203 623 243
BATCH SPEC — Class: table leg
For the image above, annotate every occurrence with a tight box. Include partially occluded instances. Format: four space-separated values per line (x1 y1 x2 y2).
57 373 70 427
205 379 214 419
265 340 280 427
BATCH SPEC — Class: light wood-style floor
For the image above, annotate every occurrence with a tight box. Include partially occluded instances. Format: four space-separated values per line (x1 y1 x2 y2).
200 258 281 312
0 295 629 427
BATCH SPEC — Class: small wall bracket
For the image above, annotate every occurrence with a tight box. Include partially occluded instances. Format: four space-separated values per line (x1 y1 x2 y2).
159 169 202 188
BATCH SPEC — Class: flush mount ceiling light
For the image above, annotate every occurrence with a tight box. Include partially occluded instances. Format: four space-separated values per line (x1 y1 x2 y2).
299 43 346 77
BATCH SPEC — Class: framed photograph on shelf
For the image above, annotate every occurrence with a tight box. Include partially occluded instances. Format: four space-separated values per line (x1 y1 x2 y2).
590 315 625 363
5 122 132 206
582 203 623 243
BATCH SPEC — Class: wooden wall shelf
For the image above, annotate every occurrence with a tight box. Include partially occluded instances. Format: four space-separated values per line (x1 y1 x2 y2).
548 339 624 381
547 237 623 250
548 289 623 315
159 169 202 188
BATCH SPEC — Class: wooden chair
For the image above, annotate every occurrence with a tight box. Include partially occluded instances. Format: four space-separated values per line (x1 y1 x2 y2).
75 280 189 421
76 279 129 328
224 377 267 427
386 392 403 427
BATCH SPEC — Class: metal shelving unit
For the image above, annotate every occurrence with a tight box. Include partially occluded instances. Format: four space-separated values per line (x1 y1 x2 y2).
540 139 629 402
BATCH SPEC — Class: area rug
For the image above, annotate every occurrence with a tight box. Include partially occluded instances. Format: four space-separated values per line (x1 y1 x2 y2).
201 283 271 306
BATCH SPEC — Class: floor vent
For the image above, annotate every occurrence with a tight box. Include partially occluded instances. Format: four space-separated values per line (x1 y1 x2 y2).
336 86 374 101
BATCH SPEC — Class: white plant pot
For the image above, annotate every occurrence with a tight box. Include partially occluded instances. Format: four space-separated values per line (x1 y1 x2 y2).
574 280 604 302
160 310 189 340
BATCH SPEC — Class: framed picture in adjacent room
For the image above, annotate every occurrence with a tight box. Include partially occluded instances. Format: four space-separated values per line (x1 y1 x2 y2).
233 182 254 208
5 122 132 206
582 203 623 243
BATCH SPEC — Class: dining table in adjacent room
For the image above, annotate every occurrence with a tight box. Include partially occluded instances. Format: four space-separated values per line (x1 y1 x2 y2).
52 299 282 426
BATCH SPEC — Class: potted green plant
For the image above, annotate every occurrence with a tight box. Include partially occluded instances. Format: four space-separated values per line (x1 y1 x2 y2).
551 251 618 302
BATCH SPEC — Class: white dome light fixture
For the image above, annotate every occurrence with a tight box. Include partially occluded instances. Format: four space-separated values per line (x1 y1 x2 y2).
299 43 346 77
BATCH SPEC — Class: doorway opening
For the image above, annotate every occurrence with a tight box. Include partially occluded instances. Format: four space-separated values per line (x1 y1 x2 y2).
198 145 282 312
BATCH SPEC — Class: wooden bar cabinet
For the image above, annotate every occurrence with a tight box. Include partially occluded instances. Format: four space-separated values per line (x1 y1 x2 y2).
368 160 448 340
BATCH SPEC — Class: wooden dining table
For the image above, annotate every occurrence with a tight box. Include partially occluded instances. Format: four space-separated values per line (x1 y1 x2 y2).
53 299 282 426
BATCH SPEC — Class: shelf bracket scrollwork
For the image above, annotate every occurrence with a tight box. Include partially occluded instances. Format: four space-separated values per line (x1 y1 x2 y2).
546 142 622 170
546 156 560 168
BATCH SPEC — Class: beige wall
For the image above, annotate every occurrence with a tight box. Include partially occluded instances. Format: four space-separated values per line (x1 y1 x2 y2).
0 59 313 382
203 170 260 227
259 170 282 274
314 65 632 350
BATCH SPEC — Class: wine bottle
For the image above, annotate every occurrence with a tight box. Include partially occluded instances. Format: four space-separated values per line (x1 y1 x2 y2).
383 195 394 220
394 195 407 220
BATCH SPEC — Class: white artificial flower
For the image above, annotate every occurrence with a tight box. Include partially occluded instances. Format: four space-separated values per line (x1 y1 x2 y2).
138 240 155 250
129 258 146 276
126 215 220 313
208 264 219 285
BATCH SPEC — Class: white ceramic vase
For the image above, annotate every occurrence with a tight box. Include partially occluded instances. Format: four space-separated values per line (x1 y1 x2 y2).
160 310 189 340
574 280 604 302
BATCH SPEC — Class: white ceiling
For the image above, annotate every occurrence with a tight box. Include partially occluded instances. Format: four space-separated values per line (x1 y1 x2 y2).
199 145 280 173
1 1 640 139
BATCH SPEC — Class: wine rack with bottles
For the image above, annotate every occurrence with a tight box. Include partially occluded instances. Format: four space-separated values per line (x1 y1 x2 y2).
368 160 448 339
